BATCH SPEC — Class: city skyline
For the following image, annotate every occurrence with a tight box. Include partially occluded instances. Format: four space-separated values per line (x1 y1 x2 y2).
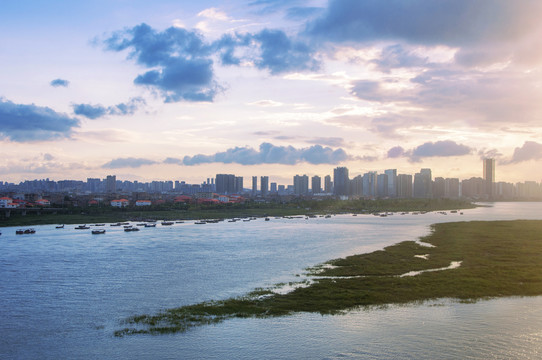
2 1 542 184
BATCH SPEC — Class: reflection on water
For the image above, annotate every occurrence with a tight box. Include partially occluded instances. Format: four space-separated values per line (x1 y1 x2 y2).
1 202 542 359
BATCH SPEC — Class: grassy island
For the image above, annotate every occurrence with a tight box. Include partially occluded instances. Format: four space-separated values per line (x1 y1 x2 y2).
115 220 542 336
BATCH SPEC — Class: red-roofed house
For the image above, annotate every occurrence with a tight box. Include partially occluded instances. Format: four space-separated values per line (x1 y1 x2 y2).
0 197 17 208
36 199 51 206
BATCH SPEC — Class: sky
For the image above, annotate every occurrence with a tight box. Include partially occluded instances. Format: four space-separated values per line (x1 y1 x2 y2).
1 0 542 185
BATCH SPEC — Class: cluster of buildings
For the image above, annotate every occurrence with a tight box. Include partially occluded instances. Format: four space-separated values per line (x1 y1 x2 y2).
1 159 542 208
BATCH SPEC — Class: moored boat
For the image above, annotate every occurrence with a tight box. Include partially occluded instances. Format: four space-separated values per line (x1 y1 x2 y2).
92 229 106 234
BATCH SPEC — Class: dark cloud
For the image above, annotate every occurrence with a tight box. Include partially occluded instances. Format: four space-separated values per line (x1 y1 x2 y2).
50 78 69 87
182 142 348 166
105 23 220 102
73 97 145 119
0 98 79 142
306 0 541 47
104 24 319 102
102 157 158 169
251 29 320 74
507 141 542 164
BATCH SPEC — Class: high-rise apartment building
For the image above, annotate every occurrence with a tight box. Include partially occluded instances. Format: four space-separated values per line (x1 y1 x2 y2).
252 176 257 195
333 167 349 196
413 169 432 198
362 171 377 198
377 173 388 198
397 174 413 198
294 175 309 195
483 158 495 199
105 175 116 193
260 176 269 196
384 169 397 197
324 175 332 193
311 175 321 194
216 174 236 194
235 176 243 193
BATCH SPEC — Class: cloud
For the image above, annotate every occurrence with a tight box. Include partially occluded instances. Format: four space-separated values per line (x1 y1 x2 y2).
285 7 323 20
163 157 183 165
387 141 472 162
102 157 158 169
73 97 145 119
411 140 471 158
104 23 319 102
306 0 542 48
248 99 283 107
50 78 70 87
252 29 320 74
371 44 429 72
0 98 79 142
506 141 542 164
306 137 345 147
104 23 220 102
182 142 348 166
387 146 405 158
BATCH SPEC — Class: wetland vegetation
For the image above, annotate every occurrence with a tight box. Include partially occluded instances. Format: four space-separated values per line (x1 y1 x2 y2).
115 219 542 336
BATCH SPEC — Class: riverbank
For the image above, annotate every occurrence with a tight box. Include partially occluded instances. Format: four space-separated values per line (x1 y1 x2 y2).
116 219 542 336
0 198 474 227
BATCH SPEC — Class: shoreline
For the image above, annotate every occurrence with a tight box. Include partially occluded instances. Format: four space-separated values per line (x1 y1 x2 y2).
115 219 542 336
0 198 475 227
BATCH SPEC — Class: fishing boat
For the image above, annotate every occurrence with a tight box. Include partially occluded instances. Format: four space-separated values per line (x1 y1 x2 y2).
144 223 156 227
56 224 64 229
161 221 174 226
92 229 106 234
75 225 90 230
124 227 140 232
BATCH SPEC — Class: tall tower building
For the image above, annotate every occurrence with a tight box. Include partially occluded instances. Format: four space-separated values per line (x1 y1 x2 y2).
252 176 258 195
324 175 332 193
216 174 236 194
384 169 397 197
413 168 432 198
294 175 309 195
483 158 495 199
260 176 269 196
333 167 349 196
311 175 321 194
105 175 116 193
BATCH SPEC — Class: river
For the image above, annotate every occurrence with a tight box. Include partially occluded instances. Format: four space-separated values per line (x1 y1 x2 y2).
1 202 542 359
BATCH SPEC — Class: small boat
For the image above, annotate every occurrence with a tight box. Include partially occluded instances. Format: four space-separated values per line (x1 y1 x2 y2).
56 224 64 229
136 223 146 226
175 221 185 224
144 223 156 228
123 225 132 229
124 227 140 232
194 221 206 224
265 217 270 221
17 228 36 234
92 229 106 234
161 221 174 226
110 223 122 226
75 225 90 229
94 224 105 226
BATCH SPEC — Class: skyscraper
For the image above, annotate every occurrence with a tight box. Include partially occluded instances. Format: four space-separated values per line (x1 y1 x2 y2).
324 175 332 193
105 175 116 193
397 174 413 198
216 174 236 194
252 176 257 195
260 176 269 196
333 167 349 196
311 175 321 194
413 168 432 198
294 175 309 195
483 158 495 199
385 169 397 197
